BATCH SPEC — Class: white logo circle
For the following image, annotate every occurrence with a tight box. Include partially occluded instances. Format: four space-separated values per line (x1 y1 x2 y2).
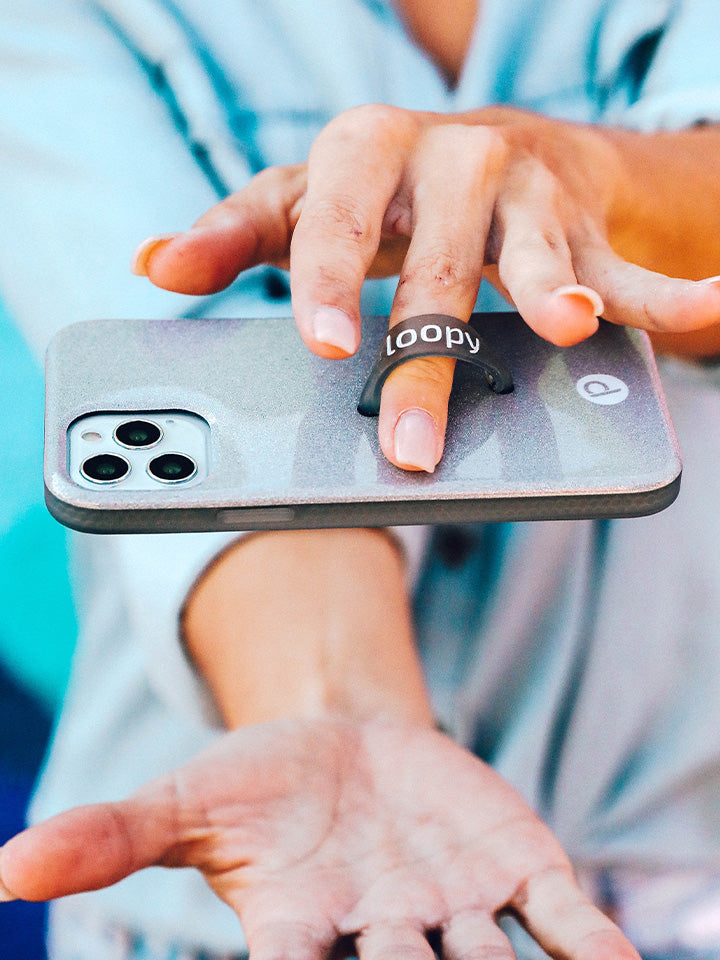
576 374 629 405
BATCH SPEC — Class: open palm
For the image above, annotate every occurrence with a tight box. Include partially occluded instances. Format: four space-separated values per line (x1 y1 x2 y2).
0 717 639 960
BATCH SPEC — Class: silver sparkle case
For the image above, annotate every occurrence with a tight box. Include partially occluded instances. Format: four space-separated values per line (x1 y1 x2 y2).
44 313 682 534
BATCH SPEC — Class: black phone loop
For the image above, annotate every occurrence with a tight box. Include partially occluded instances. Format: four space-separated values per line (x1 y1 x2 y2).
357 313 514 417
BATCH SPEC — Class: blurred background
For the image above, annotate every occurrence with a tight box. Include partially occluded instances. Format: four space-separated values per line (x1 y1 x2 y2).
0 298 77 958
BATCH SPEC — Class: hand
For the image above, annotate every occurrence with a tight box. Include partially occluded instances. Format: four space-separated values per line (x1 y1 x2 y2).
131 105 720 471
0 716 639 960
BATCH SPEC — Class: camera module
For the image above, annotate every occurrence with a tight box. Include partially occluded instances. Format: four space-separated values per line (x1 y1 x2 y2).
114 419 163 448
147 453 197 484
81 453 131 484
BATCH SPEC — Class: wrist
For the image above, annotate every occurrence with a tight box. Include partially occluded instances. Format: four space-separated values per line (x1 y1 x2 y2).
181 529 434 730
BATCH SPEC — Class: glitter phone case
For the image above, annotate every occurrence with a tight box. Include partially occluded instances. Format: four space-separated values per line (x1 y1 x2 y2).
44 314 682 533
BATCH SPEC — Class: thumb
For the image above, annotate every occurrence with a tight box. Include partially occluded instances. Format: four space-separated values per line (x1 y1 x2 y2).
0 784 178 902
131 164 306 295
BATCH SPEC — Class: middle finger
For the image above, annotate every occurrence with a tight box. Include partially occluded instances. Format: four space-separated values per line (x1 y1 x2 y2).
379 124 507 471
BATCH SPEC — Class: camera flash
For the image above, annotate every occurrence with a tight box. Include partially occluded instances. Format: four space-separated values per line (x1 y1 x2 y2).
81 431 102 442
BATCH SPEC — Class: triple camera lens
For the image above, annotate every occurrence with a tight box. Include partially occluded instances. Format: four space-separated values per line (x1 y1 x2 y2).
114 419 163 448
146 453 197 483
80 419 197 485
81 453 131 484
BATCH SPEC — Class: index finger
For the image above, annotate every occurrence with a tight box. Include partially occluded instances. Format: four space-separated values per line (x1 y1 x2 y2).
290 105 419 358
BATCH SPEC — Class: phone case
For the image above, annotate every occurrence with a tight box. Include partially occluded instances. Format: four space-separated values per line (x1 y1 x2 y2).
44 313 682 533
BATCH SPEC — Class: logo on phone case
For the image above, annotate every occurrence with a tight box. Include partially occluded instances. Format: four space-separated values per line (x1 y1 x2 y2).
576 374 629 405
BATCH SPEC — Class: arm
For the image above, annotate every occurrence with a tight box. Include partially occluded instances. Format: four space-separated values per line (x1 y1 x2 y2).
181 527 433 729
132 107 720 472
0 526 642 960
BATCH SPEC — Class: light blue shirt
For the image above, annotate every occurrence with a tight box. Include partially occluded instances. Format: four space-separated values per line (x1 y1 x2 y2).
2 1 720 955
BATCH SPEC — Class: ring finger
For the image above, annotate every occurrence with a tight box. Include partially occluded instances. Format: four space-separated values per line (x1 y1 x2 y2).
493 159 603 347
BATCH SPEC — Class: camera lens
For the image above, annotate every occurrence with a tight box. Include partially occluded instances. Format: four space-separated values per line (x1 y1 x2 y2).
114 419 163 448
147 453 197 484
81 453 131 484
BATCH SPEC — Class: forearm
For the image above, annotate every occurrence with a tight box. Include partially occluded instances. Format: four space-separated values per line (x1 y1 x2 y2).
181 528 434 729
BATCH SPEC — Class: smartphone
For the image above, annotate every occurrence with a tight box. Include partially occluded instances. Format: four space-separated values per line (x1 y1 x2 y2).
44 313 681 533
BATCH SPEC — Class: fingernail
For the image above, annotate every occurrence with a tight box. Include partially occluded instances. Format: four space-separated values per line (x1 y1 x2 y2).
553 284 604 317
130 233 180 276
311 307 358 355
393 409 440 473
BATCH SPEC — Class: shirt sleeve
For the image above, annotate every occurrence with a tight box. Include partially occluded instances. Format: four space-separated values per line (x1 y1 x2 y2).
0 1 233 353
0 0 256 723
597 0 720 130
105 525 429 727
